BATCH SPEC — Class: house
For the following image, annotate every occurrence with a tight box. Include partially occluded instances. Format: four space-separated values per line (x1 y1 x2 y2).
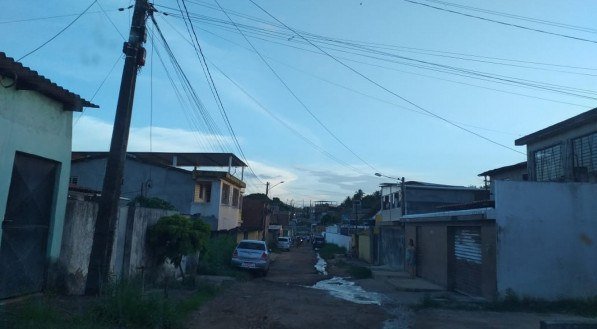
379 181 488 222
0 52 98 299
71 151 246 232
515 107 597 183
238 194 271 241
400 108 597 300
478 161 528 187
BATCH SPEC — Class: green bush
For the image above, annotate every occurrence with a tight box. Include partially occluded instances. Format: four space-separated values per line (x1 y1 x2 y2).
129 196 176 210
148 215 211 277
198 235 238 276
319 243 346 260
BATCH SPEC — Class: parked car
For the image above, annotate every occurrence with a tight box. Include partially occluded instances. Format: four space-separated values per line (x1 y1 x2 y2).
277 237 291 251
231 240 270 276
312 236 325 250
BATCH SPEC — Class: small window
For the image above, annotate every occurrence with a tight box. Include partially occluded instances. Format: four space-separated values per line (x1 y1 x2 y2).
221 183 230 205
232 188 240 207
194 182 211 203
69 176 79 186
572 132 597 181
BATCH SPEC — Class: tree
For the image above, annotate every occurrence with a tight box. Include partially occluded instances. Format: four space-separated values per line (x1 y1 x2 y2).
353 189 364 201
148 214 211 278
321 214 340 226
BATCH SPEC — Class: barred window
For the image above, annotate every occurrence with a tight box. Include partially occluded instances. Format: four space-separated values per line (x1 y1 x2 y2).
534 145 563 181
572 132 597 180
232 188 240 207
221 183 230 205
194 182 211 203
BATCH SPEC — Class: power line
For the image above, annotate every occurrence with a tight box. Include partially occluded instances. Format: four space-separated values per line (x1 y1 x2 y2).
419 0 597 34
403 0 597 45
213 0 378 174
248 0 526 156
96 0 126 40
17 0 98 62
176 0 265 185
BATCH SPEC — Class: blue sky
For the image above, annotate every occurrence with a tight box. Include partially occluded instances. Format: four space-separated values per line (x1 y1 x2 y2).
2 0 596 203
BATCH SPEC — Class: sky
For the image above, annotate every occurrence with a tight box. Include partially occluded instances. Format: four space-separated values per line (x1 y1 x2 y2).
2 0 596 203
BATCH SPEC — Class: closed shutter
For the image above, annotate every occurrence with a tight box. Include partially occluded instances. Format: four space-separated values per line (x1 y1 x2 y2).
450 226 482 296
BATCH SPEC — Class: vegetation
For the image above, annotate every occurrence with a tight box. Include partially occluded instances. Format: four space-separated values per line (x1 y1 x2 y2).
148 215 211 278
318 243 346 260
415 290 597 317
321 214 340 226
1 279 218 329
129 196 176 210
197 235 248 279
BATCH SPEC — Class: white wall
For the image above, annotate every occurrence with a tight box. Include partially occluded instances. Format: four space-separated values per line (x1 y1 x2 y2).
494 180 597 300
324 232 352 251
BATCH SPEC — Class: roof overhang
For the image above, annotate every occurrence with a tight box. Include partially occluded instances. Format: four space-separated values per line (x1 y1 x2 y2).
515 108 597 146
72 151 246 167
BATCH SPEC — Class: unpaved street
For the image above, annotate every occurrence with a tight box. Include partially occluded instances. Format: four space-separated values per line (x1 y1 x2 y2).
187 244 387 329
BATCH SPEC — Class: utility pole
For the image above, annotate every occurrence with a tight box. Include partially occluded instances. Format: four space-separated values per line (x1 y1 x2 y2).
86 0 151 295
265 182 270 197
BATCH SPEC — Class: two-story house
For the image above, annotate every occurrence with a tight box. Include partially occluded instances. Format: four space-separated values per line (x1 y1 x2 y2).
71 152 246 232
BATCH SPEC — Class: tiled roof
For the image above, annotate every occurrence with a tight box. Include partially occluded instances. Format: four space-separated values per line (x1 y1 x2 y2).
0 52 98 111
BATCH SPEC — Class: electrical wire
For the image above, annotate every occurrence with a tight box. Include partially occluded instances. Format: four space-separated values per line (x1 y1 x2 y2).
403 0 597 45
248 0 527 156
17 0 98 62
213 0 378 174
96 0 126 40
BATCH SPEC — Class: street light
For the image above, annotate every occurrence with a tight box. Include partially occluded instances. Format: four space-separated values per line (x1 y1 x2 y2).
265 181 284 197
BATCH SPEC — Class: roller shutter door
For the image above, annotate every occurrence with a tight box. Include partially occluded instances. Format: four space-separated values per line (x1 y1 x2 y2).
450 226 482 296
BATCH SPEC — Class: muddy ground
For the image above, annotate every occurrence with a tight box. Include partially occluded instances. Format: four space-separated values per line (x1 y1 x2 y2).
187 244 590 329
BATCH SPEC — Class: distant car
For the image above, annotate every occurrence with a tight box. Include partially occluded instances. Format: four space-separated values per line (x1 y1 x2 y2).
312 236 325 250
277 237 291 251
231 240 270 276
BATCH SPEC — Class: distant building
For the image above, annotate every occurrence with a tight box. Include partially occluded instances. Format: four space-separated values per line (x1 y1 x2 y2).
71 152 246 232
239 194 271 241
515 107 597 183
0 52 98 299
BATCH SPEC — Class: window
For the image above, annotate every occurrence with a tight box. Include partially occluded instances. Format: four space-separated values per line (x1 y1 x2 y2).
193 182 211 203
394 192 400 208
572 132 597 181
232 188 240 207
383 195 390 210
69 176 78 186
534 144 563 181
221 183 230 205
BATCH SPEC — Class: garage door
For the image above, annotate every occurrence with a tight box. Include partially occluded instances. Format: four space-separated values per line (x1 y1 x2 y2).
449 226 482 296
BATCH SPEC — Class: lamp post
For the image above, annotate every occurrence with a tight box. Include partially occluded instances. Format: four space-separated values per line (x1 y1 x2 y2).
265 181 284 197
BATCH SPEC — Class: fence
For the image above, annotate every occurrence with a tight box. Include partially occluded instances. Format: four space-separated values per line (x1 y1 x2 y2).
324 232 352 251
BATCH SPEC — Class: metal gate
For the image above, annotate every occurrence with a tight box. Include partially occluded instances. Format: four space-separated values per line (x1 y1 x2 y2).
449 226 482 296
0 152 58 299
379 226 404 269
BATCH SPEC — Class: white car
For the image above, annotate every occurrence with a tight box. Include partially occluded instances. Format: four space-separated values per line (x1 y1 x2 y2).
277 237 291 251
231 240 270 276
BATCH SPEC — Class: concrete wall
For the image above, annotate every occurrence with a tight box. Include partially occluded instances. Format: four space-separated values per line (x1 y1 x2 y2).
60 200 176 294
525 122 597 182
0 82 72 261
324 232 352 251
494 180 597 299
190 180 220 219
71 157 195 213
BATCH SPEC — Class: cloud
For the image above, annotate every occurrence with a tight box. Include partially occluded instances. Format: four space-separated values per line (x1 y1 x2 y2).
72 115 233 152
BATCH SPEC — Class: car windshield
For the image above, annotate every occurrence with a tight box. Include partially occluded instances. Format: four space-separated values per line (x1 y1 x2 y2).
237 242 265 250
278 237 289 242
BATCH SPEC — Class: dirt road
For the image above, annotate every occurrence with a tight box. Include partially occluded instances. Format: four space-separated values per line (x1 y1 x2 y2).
187 244 387 329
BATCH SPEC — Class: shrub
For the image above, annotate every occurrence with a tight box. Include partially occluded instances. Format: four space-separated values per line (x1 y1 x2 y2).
148 215 211 278
198 235 240 277
129 196 176 210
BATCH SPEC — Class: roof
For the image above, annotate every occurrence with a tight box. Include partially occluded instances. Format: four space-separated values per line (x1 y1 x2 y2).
478 162 527 177
193 170 246 188
0 52 98 111
515 108 597 146
381 181 478 191
72 151 246 167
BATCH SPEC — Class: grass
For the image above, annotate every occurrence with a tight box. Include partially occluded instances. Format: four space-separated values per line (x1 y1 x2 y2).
198 236 249 280
318 244 346 260
333 259 372 279
414 290 597 318
0 279 219 329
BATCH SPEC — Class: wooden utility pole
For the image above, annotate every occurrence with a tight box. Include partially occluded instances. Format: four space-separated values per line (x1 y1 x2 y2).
86 0 151 295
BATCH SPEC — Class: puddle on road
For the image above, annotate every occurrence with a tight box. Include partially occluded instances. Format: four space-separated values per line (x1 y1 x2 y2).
314 253 327 275
311 277 382 305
